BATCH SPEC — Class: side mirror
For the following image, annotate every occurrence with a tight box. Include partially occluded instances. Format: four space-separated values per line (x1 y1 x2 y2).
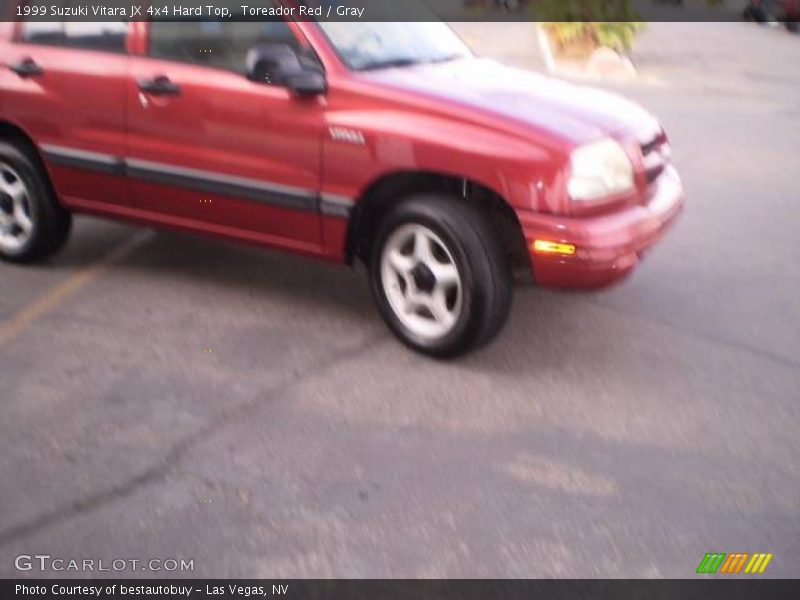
246 43 326 96
284 70 327 96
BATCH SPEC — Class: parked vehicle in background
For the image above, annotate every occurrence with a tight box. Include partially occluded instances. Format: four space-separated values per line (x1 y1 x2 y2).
744 0 800 31
0 11 683 357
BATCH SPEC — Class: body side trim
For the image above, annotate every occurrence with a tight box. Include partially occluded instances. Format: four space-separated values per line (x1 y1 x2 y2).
41 144 125 175
320 193 356 218
39 144 354 218
125 158 318 212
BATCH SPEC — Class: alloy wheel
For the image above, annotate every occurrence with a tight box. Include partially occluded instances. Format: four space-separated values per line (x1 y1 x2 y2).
380 223 464 341
0 162 34 253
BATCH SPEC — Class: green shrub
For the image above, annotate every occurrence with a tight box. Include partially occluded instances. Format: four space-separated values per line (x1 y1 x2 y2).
534 0 645 53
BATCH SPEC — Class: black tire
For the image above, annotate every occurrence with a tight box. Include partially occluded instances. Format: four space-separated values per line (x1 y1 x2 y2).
369 194 512 358
0 140 71 264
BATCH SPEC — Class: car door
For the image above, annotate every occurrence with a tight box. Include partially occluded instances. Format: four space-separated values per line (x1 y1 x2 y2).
127 20 325 251
1 17 131 209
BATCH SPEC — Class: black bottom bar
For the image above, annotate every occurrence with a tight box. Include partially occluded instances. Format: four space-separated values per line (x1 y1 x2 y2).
4 579 800 600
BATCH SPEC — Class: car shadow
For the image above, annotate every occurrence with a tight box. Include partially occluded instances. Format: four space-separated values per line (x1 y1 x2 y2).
48 219 618 375
102 224 376 322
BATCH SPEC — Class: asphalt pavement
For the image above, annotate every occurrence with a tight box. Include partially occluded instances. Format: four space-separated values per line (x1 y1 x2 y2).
1 22 799 578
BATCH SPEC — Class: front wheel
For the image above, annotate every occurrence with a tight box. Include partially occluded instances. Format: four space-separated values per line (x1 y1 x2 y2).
369 194 512 358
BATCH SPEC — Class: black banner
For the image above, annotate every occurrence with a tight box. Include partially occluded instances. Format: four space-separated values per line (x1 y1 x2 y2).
0 0 757 22
4 580 800 600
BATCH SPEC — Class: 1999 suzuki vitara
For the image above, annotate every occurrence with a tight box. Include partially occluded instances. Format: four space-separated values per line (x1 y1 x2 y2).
0 9 683 356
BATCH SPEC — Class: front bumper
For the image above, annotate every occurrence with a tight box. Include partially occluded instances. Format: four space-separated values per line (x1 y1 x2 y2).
519 166 685 289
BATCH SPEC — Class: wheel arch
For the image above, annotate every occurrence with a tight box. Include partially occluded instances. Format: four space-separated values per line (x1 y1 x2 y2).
345 170 531 283
0 120 52 182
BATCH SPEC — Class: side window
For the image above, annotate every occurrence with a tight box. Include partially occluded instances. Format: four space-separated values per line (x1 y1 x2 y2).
20 23 64 46
63 23 127 52
21 22 128 53
149 21 310 76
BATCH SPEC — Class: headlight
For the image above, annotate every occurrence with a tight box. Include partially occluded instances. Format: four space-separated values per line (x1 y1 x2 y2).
568 137 634 202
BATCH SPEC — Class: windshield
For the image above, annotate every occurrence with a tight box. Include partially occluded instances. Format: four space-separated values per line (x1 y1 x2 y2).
318 22 472 71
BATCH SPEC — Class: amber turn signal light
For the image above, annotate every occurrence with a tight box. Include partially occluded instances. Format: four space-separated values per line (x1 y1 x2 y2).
532 240 577 256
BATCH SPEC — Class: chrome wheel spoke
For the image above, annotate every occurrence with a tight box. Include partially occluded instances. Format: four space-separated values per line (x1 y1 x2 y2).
403 287 424 313
427 287 455 328
0 229 23 251
13 200 33 235
381 223 464 342
413 230 434 264
387 248 414 276
1 178 25 201
403 295 421 316
430 262 459 287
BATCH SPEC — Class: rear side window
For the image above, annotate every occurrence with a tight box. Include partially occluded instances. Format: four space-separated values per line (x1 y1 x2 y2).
21 22 128 53
149 21 304 73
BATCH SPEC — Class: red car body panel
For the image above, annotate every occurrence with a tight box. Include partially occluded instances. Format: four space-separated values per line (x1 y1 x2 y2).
0 18 684 287
126 55 325 248
519 165 684 288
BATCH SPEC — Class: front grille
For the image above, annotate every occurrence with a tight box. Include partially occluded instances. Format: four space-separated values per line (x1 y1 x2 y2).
641 131 670 185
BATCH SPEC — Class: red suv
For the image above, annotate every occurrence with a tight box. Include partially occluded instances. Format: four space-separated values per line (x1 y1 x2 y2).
0 15 683 357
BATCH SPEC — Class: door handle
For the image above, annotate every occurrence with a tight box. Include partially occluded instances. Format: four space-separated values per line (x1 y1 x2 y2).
9 58 43 78
138 76 181 97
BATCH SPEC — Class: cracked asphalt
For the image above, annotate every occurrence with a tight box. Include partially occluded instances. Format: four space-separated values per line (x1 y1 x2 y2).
1 22 799 578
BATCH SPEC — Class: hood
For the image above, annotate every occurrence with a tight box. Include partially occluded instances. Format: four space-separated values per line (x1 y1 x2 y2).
359 58 662 147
